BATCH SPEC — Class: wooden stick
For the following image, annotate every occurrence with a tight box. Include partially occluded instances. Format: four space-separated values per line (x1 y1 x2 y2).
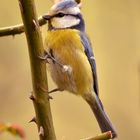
18 0 56 140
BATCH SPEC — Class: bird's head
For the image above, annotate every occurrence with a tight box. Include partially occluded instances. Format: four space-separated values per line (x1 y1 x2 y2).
43 0 85 31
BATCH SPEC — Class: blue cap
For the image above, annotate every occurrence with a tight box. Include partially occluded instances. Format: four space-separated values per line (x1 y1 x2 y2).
52 0 77 11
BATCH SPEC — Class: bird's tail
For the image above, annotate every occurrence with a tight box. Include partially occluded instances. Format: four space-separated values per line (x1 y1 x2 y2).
83 92 117 139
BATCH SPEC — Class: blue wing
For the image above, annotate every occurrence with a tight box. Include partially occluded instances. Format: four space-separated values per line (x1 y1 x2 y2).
80 32 99 96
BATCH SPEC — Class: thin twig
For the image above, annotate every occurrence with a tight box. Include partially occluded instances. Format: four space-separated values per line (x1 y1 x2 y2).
0 16 46 37
81 131 112 140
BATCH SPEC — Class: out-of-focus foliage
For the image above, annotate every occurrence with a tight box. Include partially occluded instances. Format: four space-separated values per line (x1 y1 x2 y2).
0 123 25 139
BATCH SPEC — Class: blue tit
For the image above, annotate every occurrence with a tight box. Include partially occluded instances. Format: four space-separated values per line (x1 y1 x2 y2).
42 0 117 138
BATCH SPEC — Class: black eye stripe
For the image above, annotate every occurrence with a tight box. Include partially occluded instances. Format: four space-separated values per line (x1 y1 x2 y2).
55 12 65 17
53 13 80 19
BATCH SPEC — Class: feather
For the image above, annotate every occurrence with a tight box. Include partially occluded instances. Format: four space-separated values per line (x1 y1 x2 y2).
80 32 99 96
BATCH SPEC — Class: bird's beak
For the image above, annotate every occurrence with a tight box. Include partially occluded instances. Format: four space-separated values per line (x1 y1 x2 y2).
42 14 52 20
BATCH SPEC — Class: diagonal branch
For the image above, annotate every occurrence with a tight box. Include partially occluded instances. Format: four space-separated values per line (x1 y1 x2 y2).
0 16 46 37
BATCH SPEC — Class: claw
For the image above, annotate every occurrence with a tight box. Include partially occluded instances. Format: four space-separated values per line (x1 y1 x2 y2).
38 55 50 63
48 95 53 100
48 88 63 100
39 85 62 94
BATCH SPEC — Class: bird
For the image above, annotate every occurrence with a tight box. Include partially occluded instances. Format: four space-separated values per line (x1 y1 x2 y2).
42 0 117 138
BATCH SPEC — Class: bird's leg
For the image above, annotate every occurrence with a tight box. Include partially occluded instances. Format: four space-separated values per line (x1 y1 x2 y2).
37 85 53 100
48 49 65 68
48 88 64 94
39 49 64 67
45 87 64 99
39 84 63 97
39 50 73 74
48 49 73 74
38 50 51 63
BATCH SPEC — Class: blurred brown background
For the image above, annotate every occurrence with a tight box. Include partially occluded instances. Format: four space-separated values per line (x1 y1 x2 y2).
0 0 140 140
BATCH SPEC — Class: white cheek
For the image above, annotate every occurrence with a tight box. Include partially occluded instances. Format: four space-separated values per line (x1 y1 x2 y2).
51 16 80 28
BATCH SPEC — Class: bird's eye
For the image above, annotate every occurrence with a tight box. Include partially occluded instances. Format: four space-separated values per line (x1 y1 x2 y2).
56 12 65 17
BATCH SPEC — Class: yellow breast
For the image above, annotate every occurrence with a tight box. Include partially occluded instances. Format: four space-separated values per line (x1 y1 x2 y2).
45 29 93 95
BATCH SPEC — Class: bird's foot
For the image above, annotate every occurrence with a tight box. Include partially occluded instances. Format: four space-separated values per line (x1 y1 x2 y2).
38 51 50 63
38 50 65 67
